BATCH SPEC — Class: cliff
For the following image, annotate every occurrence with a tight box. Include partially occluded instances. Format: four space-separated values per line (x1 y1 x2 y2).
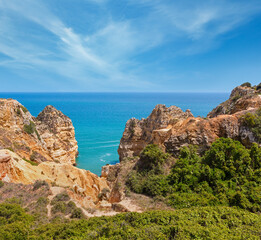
118 104 193 161
0 99 78 165
207 85 261 117
0 99 115 214
118 84 261 160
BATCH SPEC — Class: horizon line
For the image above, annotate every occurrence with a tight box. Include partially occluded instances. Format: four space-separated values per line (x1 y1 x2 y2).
0 91 230 94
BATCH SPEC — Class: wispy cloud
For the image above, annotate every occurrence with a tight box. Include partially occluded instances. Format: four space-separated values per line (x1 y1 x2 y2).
0 0 260 91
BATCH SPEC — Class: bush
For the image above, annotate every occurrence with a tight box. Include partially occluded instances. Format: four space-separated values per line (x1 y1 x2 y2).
256 82 261 90
20 106 28 113
241 108 261 142
0 181 4 188
51 192 70 205
138 144 170 173
241 82 251 87
23 158 38 166
33 180 49 191
31 206 261 239
51 202 67 214
70 208 85 219
23 121 36 134
129 138 261 212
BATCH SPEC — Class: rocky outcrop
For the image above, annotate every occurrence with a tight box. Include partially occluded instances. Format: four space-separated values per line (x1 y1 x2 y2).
0 99 78 165
0 149 109 209
118 104 193 161
118 85 261 159
36 105 78 165
207 85 261 118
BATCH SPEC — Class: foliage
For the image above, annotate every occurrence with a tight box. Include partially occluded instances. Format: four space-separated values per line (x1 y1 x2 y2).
20 106 28 113
33 180 49 191
0 180 4 188
0 202 260 239
241 82 251 87
127 144 172 196
138 144 170 173
70 208 85 219
256 82 261 90
128 138 261 213
23 158 38 166
23 121 36 135
231 94 241 102
241 108 261 142
16 108 21 115
51 192 70 204
0 203 33 240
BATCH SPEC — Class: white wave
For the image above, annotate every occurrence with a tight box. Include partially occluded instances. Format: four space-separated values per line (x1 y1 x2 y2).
100 153 112 162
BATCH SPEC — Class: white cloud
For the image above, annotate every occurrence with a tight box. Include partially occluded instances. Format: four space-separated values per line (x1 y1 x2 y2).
0 0 260 91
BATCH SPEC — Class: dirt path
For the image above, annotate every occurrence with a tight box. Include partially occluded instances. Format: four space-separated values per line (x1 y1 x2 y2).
47 186 65 218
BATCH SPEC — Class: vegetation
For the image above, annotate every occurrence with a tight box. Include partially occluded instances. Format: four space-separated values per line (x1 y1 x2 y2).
23 121 36 135
231 94 241 102
256 82 261 90
241 107 261 142
127 138 261 213
23 158 38 166
241 82 252 87
20 106 28 113
23 121 41 141
0 202 260 239
16 108 21 115
33 180 49 191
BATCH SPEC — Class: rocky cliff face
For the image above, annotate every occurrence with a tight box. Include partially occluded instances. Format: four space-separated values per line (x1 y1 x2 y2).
0 149 109 210
0 99 78 165
207 85 261 118
118 104 193 161
0 98 139 214
36 105 78 165
118 85 261 160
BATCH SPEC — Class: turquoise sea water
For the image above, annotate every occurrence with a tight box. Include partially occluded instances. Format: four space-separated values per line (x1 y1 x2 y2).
0 93 229 175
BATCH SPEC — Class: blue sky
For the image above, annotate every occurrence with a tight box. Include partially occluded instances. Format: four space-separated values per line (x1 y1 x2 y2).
0 0 261 92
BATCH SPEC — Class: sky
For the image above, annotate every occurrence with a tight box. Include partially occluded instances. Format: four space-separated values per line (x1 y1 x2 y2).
0 0 261 92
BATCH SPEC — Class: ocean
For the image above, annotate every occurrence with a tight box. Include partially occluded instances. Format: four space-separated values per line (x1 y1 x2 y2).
0 92 229 175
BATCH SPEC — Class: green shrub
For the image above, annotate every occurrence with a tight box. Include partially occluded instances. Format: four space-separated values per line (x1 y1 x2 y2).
20 105 28 113
16 108 21 115
138 144 170 173
23 158 38 166
129 138 261 212
33 180 49 191
31 206 261 239
70 208 85 219
241 82 251 87
241 108 261 142
0 180 4 188
51 192 70 205
0 202 260 239
23 121 36 134
231 94 241 102
51 202 67 214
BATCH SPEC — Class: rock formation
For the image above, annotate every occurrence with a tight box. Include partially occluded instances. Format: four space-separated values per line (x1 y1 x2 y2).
207 85 261 118
0 99 112 212
118 85 261 160
36 105 78 165
118 104 193 161
0 148 109 209
0 99 78 165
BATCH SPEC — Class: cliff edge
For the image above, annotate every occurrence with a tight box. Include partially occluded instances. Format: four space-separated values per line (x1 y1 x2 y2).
118 84 261 160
